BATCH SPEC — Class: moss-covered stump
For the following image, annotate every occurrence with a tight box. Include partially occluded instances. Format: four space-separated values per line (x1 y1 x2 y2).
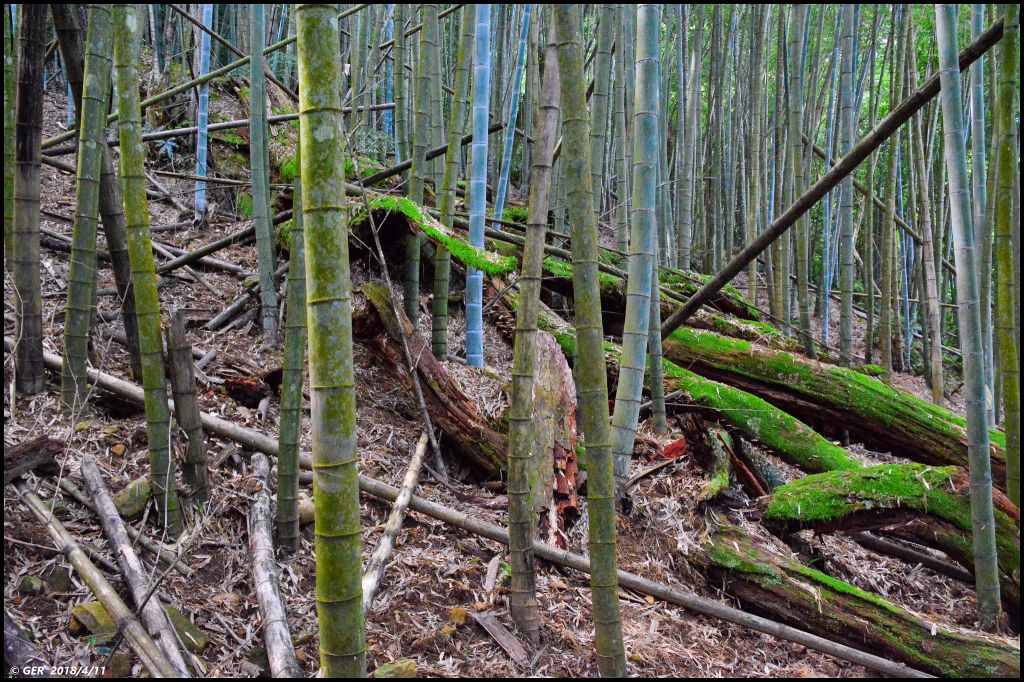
353 282 506 476
487 285 861 476
659 326 1008 488
763 464 1021 616
700 525 1020 677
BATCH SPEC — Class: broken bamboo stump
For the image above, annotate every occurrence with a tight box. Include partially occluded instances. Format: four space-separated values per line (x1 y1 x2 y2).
248 454 302 678
166 311 209 501
80 458 192 677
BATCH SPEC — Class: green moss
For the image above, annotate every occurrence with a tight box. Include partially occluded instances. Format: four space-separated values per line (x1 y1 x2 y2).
211 129 246 146
275 219 294 252
357 195 518 276
237 191 254 219
278 154 297 182
856 363 888 377
501 205 529 224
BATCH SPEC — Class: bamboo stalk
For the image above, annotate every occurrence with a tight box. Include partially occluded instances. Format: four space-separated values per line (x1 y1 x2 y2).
248 454 302 678
80 458 192 677
361 432 429 614
14 481 180 678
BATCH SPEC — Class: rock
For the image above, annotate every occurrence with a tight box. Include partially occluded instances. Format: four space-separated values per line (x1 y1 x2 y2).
70 601 116 642
18 576 44 596
113 477 152 519
247 645 268 673
109 652 133 678
46 567 73 593
163 604 209 653
372 659 418 678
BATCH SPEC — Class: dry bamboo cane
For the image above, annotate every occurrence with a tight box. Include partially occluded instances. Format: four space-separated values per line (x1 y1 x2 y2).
248 454 302 678
2 352 932 677
13 481 180 678
361 432 429 614
80 458 192 677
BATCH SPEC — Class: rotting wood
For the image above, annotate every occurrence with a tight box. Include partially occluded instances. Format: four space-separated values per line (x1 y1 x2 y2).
3 436 62 486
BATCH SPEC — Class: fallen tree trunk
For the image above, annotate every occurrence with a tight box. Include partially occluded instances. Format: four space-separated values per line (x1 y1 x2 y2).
486 292 862 475
762 464 1021 618
658 326 1008 486
3 437 62 486
248 454 303 678
352 283 506 476
699 523 1018 677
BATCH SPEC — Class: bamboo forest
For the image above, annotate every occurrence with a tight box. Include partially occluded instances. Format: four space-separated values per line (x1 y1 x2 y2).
4 3 1023 678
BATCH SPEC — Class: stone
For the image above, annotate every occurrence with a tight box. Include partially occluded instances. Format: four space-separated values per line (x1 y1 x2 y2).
113 477 151 519
18 576 44 596
163 604 209 653
372 659 417 678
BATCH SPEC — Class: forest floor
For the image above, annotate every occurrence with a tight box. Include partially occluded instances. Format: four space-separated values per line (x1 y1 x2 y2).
2 76 1003 678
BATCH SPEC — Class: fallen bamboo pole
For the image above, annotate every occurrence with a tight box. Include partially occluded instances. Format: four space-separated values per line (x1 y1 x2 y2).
4 337 932 677
248 454 302 678
13 481 180 678
661 17 1005 336
361 432 429 614
80 458 192 677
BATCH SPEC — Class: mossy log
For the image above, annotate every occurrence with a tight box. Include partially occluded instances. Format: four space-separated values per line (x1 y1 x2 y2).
701 524 1020 678
658 326 1008 487
487 286 862 476
352 283 506 476
762 464 1021 617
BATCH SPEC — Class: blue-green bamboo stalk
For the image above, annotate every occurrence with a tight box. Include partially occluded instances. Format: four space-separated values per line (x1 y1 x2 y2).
610 4 659 488
194 4 213 223
250 4 278 342
466 4 491 368
491 5 531 233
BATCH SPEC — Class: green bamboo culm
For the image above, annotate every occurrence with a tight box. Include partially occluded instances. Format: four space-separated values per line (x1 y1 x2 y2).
250 4 279 343
837 3 856 365
933 3 1002 632
590 4 614 215
553 5 627 676
61 5 113 413
3 4 14 260
506 17 560 645
430 8 474 360
405 4 435 326
994 3 1019 507
296 4 366 675
276 132 306 553
610 4 659 489
112 3 183 538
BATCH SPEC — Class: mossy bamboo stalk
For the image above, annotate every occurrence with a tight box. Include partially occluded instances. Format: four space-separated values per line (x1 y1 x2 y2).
465 5 492 368
13 4 46 396
934 2 1002 631
430 9 473 361
113 3 184 538
506 19 559 644
837 4 855 366
60 5 113 412
589 5 613 214
276 135 305 553
296 5 365 675
554 5 626 675
392 3 408 167
610 3 659 489
993 3 1019 507
194 4 213 224
249 4 278 342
